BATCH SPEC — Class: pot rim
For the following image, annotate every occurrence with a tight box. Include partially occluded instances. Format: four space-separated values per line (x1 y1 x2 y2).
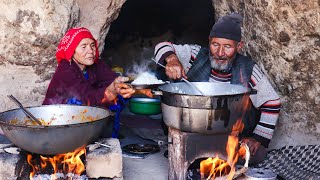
130 97 161 103
158 82 250 96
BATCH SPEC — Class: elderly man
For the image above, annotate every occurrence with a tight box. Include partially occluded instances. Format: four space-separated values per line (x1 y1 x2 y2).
153 13 281 164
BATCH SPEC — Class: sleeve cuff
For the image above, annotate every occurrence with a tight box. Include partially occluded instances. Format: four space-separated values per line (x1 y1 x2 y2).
252 134 271 148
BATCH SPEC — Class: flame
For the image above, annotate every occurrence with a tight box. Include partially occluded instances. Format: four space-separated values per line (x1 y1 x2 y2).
27 154 36 179
27 146 86 179
199 70 252 179
200 155 230 179
238 145 247 160
200 119 245 180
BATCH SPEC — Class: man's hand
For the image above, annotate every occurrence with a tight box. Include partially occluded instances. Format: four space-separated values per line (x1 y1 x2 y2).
241 137 261 156
165 54 187 80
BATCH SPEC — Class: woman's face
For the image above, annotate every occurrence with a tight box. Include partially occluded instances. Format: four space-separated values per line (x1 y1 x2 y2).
73 38 96 68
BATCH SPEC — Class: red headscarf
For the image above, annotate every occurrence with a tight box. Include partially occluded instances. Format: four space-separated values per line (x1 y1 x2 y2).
56 27 99 63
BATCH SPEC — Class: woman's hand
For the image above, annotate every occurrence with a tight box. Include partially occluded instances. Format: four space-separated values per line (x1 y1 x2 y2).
103 76 135 103
165 54 187 80
135 89 153 98
115 83 135 98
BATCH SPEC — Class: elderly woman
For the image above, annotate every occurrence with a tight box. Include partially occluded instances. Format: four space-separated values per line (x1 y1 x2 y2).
43 27 135 107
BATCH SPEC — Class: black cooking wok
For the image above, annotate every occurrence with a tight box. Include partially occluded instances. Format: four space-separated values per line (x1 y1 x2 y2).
0 104 113 155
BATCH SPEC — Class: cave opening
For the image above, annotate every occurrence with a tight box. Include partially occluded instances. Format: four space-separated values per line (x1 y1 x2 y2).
100 0 214 75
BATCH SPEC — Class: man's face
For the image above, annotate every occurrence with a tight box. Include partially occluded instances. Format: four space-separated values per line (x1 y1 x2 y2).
73 38 96 67
209 37 242 71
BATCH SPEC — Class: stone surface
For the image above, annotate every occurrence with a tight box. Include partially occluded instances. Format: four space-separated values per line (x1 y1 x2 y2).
0 0 79 112
0 145 19 180
0 0 79 80
213 0 320 149
0 63 48 114
86 138 123 179
77 0 126 53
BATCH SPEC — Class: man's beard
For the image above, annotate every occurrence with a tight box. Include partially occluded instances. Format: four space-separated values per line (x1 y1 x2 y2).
209 53 235 72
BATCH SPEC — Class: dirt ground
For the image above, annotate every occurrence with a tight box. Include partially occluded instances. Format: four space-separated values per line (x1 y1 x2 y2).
118 112 169 180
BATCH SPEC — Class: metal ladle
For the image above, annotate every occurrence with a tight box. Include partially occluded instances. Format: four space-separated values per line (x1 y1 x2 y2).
7 95 43 125
152 58 205 95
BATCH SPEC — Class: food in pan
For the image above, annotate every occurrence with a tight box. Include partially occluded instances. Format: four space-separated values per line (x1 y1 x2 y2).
131 72 164 85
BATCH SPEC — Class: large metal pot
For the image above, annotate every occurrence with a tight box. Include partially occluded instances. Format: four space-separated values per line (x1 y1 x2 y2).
0 105 113 155
158 82 251 134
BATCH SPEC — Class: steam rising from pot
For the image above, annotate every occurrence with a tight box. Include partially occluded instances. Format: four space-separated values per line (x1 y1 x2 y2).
125 59 156 79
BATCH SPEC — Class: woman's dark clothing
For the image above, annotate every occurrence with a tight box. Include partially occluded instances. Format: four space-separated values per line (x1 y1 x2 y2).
43 59 117 107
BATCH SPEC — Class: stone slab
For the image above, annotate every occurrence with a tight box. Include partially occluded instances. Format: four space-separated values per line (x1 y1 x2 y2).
86 138 123 179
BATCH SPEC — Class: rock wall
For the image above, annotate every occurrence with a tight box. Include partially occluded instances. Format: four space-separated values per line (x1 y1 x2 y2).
214 0 320 149
0 0 125 112
77 0 125 53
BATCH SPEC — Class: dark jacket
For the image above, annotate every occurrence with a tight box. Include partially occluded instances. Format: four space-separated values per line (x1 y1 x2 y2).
43 59 117 107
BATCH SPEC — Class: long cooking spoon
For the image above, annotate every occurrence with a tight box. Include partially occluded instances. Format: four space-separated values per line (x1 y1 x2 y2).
7 95 43 125
152 58 205 95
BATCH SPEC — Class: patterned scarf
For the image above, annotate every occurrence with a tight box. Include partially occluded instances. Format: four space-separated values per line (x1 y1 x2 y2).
56 27 99 63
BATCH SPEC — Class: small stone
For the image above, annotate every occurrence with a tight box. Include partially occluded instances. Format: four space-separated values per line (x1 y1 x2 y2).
287 84 294 93
4 147 20 155
282 10 289 19
0 144 13 149
315 97 320 105
279 31 291 45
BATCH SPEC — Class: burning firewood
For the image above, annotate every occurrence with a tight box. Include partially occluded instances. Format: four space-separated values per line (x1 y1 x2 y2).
232 143 250 180
199 120 251 180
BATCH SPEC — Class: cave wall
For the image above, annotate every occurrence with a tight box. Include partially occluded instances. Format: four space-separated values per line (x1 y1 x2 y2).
213 0 320 149
0 0 125 112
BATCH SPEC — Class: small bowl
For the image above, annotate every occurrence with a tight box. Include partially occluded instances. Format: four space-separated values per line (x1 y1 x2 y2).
129 98 161 115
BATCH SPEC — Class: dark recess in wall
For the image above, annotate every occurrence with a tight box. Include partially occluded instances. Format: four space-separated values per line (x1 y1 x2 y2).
101 0 214 74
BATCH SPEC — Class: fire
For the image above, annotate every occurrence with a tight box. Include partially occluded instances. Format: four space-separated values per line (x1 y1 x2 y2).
200 119 247 180
200 155 230 179
27 146 86 179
